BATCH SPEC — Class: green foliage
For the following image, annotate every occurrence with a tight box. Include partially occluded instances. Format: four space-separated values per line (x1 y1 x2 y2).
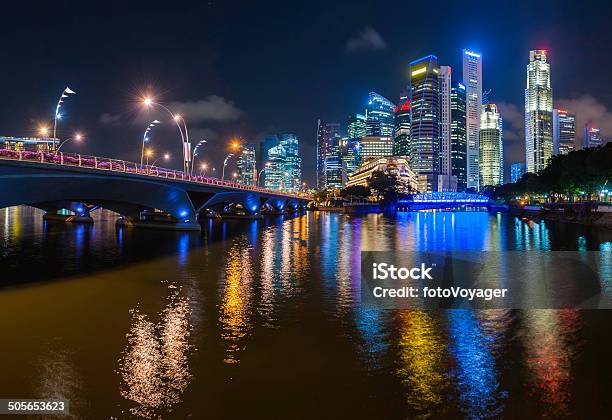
493 143 612 202
339 185 371 198
367 170 400 203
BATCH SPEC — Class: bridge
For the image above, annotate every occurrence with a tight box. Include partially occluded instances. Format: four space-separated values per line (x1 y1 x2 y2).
0 149 311 231
397 191 491 210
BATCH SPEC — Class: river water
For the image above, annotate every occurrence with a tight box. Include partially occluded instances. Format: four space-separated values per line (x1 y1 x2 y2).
0 206 611 419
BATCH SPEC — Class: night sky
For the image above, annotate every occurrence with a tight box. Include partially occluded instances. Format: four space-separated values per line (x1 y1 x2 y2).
2 0 611 184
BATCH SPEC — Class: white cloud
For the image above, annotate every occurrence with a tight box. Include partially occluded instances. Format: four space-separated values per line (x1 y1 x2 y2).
345 26 386 53
168 96 243 123
99 112 122 125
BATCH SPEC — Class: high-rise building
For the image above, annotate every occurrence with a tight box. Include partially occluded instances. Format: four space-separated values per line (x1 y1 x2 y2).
280 133 302 192
510 162 525 183
324 152 343 189
583 126 603 148
479 103 503 187
450 82 467 191
366 92 395 137
262 133 301 192
347 114 367 139
340 137 361 183
525 50 553 173
393 93 411 156
237 143 257 185
316 121 341 189
360 136 394 159
463 49 483 190
409 55 440 192
438 65 454 190
552 109 576 155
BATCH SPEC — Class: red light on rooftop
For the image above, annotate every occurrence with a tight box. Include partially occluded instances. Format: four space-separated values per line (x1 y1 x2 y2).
400 101 411 111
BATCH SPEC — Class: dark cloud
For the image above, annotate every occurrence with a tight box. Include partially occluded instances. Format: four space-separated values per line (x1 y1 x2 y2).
497 102 524 167
345 26 386 53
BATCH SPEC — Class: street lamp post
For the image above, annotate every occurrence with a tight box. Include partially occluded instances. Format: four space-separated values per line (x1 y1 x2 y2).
55 133 84 155
140 120 161 168
199 163 208 176
190 139 207 176
142 97 190 175
221 153 234 181
256 162 272 187
53 87 76 139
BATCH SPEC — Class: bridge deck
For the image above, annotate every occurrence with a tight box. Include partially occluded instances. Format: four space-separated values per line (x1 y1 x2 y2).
0 149 307 200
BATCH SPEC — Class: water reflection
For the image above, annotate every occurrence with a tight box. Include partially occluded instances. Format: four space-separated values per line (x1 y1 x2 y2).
119 284 193 418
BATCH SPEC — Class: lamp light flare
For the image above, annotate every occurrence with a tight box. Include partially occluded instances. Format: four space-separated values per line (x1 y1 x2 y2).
143 97 153 106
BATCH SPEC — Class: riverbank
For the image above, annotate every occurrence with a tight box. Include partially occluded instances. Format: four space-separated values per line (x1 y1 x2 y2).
510 205 612 229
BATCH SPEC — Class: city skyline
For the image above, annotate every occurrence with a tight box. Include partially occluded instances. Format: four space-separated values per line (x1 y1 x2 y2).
0 1 610 186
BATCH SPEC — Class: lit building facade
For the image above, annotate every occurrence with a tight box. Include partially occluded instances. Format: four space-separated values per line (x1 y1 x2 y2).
451 82 467 191
366 92 395 137
479 104 503 187
552 109 575 155
316 121 341 189
393 93 411 156
237 143 257 185
347 114 367 139
262 133 301 192
510 162 525 183
463 49 483 190
525 50 553 173
438 65 454 190
360 136 393 160
346 156 417 193
583 126 603 148
409 54 440 192
0 136 59 152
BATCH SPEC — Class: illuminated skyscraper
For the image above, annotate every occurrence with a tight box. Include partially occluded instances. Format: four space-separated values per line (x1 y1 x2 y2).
525 50 553 173
409 54 440 192
552 109 575 155
316 120 341 188
393 93 411 156
583 126 603 148
451 82 467 190
510 162 525 183
479 103 503 187
463 49 482 189
347 113 367 139
263 133 301 192
366 92 395 137
237 143 257 185
438 65 454 190
360 136 393 159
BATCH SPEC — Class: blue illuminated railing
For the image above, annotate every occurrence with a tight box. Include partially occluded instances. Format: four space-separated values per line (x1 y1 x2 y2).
0 149 308 199
399 192 490 204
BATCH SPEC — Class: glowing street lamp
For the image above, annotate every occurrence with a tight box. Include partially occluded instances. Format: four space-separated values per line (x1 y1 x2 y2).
190 139 208 175
55 132 84 154
142 96 191 174
150 152 171 168
221 153 234 181
53 87 76 139
38 125 50 137
199 163 208 176
140 120 161 168
256 162 272 187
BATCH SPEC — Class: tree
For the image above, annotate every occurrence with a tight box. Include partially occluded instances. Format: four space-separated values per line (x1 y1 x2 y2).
367 170 399 203
340 185 370 198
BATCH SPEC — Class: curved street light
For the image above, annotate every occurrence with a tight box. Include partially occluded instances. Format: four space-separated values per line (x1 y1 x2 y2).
55 133 83 155
53 87 76 139
140 120 161 168
221 153 234 181
190 139 208 175
256 162 272 187
142 97 190 174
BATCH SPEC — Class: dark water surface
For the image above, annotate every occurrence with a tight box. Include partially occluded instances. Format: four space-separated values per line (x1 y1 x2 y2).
0 206 611 419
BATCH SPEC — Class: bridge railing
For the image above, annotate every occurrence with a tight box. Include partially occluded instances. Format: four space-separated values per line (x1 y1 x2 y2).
0 149 309 199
